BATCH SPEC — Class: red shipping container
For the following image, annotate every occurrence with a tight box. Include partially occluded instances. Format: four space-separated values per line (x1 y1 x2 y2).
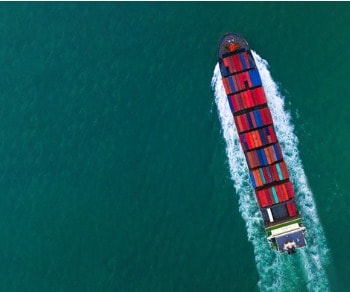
248 92 255 108
262 167 270 184
238 73 245 91
241 92 249 109
256 190 264 207
251 87 258 100
225 56 232 69
245 133 252 150
245 152 251 167
260 107 272 124
263 192 270 207
253 132 260 148
234 94 243 111
270 126 277 142
241 116 248 132
255 170 263 187
275 185 284 202
249 132 256 149
229 96 238 112
237 92 244 109
255 191 263 206
222 78 230 94
236 115 243 131
260 108 267 124
237 54 244 71
256 131 263 147
248 152 254 168
271 145 279 163
254 87 267 104
227 56 234 73
245 72 252 88
243 52 250 69
246 71 253 88
284 183 290 200
241 115 249 131
262 190 270 207
239 117 246 133
265 108 273 123
248 132 255 148
271 128 277 143
249 112 257 128
281 162 289 178
223 57 228 66
267 188 274 206
268 145 277 162
252 170 259 187
253 151 259 168
232 54 242 72
261 191 270 207
229 55 237 72
249 153 254 169
238 94 246 111
239 72 246 89
286 202 297 217
254 131 261 148
272 164 280 181
279 184 287 202
245 133 252 149
279 183 288 200
281 186 288 202
260 107 269 124
234 116 241 132
286 182 295 198
246 152 254 169
230 95 237 111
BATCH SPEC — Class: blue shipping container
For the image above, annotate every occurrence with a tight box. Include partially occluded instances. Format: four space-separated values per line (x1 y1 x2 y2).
228 76 236 93
276 164 283 180
259 128 266 145
271 186 279 203
227 97 235 112
254 110 262 127
273 144 282 160
246 113 254 129
249 172 256 188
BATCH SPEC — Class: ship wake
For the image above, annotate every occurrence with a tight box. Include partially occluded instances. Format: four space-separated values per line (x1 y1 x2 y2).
211 52 330 291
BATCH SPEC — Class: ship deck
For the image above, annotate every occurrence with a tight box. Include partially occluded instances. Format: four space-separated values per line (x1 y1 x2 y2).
217 33 250 60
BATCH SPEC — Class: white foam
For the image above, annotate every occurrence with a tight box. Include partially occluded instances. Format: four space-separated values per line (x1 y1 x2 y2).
211 52 330 291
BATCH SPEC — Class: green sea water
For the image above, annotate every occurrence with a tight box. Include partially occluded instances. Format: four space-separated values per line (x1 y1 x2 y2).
0 2 348 291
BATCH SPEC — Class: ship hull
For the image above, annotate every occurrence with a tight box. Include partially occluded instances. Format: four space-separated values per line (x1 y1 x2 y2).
217 33 306 254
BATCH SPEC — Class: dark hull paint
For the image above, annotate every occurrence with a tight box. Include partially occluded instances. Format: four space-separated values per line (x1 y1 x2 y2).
217 33 306 254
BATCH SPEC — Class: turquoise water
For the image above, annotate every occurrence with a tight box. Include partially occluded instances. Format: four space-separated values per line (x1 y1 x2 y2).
0 2 348 291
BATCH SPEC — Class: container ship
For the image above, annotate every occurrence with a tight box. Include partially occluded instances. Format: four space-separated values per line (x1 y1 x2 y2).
217 33 306 254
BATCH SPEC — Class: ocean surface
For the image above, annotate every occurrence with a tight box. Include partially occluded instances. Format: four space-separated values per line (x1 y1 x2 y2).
0 2 349 291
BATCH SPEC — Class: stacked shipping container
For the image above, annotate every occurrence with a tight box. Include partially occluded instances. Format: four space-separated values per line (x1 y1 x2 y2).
220 50 299 225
